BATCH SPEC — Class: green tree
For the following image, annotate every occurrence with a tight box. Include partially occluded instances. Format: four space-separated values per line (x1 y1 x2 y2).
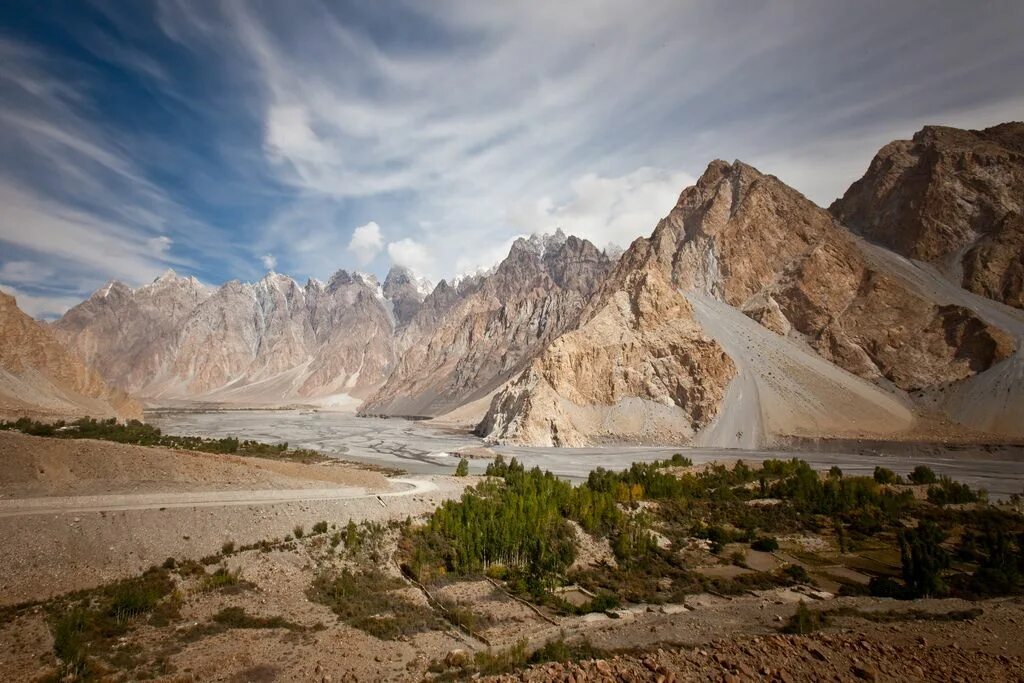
455 457 469 477
899 520 949 598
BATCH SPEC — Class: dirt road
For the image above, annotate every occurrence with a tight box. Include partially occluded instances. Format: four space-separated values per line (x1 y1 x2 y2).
0 477 438 517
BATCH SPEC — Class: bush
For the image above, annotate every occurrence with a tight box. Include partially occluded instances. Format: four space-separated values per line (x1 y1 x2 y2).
909 465 938 485
782 600 827 634
293 525 305 539
669 453 694 467
455 457 470 477
927 477 978 506
312 521 329 535
828 466 843 479
202 567 243 592
308 569 442 640
221 541 235 555
751 536 779 552
873 466 901 485
782 564 811 585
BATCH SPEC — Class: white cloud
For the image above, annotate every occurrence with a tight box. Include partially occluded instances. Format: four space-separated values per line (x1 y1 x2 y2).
260 253 277 270
347 221 384 265
148 235 173 255
508 167 693 251
387 238 432 276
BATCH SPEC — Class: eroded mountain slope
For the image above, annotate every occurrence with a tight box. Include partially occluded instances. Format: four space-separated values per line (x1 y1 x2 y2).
0 292 140 419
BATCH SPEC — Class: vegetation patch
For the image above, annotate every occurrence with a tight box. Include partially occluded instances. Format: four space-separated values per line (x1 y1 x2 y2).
43 568 178 680
307 568 443 640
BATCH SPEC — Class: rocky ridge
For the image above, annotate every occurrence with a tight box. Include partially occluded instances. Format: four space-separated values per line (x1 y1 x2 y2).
830 122 1024 308
54 269 396 404
0 292 140 420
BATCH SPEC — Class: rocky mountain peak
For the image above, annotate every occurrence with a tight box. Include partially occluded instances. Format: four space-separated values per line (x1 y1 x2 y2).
383 266 433 299
829 122 1024 308
510 228 568 259
383 266 434 329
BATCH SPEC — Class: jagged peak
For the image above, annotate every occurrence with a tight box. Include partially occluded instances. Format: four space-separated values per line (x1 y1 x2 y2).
511 227 569 259
327 269 353 288
383 265 434 299
354 271 379 287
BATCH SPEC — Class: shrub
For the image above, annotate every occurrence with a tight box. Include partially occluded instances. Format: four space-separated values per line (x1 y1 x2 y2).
211 607 300 630
783 600 827 634
293 525 305 539
312 521 329 535
221 541 235 555
202 567 243 592
782 564 811 585
751 536 779 552
927 477 978 506
455 457 470 477
873 466 901 485
669 453 694 467
828 466 843 479
909 465 938 485
307 569 442 640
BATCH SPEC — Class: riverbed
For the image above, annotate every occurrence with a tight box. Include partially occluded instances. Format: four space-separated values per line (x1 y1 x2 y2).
148 410 1024 498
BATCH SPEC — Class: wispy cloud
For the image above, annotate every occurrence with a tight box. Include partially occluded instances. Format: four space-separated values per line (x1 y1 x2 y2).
2 0 1023 300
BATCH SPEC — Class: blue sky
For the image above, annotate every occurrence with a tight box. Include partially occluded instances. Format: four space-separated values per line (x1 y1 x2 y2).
1 1 1022 317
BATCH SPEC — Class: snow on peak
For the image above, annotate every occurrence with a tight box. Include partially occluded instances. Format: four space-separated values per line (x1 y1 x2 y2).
384 265 434 299
514 228 569 258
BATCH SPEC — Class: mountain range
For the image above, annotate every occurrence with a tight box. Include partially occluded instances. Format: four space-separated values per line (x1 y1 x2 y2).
5 122 1022 445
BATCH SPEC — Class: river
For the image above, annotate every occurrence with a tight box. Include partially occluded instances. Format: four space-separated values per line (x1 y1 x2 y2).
147 410 1024 498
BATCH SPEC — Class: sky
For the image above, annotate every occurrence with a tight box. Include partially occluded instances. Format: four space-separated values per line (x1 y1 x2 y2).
1 1 1022 318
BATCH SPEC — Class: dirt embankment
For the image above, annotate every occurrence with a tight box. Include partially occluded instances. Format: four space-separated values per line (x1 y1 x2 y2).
0 431 388 497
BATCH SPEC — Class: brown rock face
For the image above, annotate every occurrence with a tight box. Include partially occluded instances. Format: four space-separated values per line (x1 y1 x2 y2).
0 292 140 419
961 211 1024 309
830 123 1024 308
361 230 614 417
54 270 396 403
660 160 1013 390
477 265 735 446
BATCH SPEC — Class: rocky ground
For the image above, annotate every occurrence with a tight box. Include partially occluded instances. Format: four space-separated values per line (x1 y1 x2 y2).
486 604 1024 682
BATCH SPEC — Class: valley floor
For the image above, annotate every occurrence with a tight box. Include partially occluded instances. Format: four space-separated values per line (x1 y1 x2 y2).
2 428 1023 681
